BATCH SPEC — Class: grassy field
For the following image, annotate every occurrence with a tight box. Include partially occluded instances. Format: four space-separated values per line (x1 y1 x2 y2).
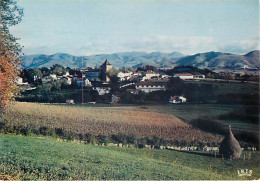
149 104 258 132
193 81 259 95
1 102 221 145
148 103 259 147
0 134 259 180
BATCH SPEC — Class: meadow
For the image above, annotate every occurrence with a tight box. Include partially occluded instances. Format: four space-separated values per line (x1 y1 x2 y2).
149 103 259 147
0 134 259 180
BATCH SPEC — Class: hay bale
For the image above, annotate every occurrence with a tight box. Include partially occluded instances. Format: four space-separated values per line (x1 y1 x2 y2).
219 125 241 159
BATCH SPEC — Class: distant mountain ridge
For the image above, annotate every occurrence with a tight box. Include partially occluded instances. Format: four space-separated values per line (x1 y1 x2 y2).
20 50 259 70
20 51 184 69
176 50 260 70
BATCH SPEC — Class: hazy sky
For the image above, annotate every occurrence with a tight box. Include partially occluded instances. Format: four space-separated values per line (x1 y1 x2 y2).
11 0 259 56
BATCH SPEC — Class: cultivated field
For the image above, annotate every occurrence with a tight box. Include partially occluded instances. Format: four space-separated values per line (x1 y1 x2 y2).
1 102 221 144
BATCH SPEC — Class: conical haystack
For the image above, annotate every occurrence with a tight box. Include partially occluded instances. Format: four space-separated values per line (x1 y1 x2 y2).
219 125 241 159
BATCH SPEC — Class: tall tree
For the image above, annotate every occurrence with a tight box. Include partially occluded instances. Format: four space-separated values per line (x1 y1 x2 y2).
0 0 23 108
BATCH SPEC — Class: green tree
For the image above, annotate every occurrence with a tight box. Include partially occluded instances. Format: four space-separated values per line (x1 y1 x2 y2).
40 67 50 77
166 78 186 96
109 75 120 94
51 64 66 76
0 0 23 108
107 67 119 77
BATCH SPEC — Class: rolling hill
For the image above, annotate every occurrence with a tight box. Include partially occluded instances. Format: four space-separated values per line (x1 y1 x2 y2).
20 50 259 70
20 51 184 69
176 50 259 70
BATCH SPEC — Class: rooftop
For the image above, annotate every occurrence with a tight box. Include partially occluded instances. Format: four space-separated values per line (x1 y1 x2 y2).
102 59 111 66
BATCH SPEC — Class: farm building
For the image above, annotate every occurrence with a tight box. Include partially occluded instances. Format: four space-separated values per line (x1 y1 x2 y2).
66 99 74 104
141 71 160 81
135 82 166 93
117 71 133 81
173 73 194 80
169 96 187 104
173 73 205 80
193 74 205 79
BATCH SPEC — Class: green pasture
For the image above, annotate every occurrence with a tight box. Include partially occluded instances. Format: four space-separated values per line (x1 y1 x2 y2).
0 134 259 180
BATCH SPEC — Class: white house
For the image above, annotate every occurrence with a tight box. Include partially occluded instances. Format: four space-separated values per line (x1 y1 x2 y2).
117 71 133 81
76 78 92 87
66 99 74 104
15 77 23 85
126 89 139 94
64 77 72 85
63 72 70 77
141 71 160 81
135 82 166 93
92 83 111 95
169 96 187 104
49 74 57 80
173 73 205 80
193 74 205 79
173 73 194 80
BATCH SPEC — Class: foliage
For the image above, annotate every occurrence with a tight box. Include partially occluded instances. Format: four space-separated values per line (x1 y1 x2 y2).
0 0 23 108
108 75 120 94
166 77 186 95
39 67 50 77
136 65 157 72
120 91 146 104
51 64 66 76
107 67 119 77
163 65 217 78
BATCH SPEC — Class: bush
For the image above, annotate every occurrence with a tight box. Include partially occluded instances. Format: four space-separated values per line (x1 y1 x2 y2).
98 135 110 145
55 128 64 137
39 126 47 136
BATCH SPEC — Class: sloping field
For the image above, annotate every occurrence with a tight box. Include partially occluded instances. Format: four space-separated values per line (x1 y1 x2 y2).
1 134 259 180
1 102 221 143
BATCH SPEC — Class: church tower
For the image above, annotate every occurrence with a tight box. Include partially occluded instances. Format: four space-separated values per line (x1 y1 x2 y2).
100 59 112 82
101 59 112 73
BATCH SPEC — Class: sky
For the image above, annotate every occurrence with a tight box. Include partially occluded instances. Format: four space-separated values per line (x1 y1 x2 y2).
10 0 259 56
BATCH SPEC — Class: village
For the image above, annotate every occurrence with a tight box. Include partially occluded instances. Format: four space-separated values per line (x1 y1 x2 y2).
15 59 258 105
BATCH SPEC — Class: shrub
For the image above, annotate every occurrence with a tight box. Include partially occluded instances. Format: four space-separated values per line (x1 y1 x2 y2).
98 135 109 145
39 126 47 136
55 128 64 137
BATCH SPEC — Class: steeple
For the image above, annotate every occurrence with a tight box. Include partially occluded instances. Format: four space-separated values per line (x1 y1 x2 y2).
102 59 111 66
100 59 112 82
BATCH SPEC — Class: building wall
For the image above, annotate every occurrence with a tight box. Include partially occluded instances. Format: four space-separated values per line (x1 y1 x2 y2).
136 85 165 93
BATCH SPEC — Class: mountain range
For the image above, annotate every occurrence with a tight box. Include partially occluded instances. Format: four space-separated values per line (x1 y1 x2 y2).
20 50 259 70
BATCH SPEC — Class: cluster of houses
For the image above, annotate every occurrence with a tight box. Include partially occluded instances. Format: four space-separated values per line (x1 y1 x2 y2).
17 59 208 103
